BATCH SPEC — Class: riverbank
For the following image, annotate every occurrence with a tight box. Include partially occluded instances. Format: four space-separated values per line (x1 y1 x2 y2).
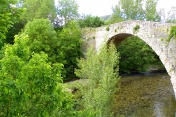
121 69 167 77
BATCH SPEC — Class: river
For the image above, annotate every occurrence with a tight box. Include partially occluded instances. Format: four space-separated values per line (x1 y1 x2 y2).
113 72 176 117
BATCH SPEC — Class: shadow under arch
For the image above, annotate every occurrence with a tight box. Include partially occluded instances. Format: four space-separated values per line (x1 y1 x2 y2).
107 33 165 74
107 33 133 46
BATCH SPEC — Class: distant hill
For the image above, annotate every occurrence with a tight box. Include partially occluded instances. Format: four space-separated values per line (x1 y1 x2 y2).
100 15 111 21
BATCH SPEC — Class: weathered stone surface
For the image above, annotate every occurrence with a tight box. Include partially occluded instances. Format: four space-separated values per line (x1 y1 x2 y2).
82 20 176 98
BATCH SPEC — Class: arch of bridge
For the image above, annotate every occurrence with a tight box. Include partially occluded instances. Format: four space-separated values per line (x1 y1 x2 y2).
82 20 176 98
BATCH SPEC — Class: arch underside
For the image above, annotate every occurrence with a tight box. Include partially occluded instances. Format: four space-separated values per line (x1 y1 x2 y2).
108 33 132 46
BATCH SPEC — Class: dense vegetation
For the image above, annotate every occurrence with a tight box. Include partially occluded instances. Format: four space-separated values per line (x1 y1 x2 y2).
0 0 175 116
0 34 74 116
0 0 120 116
77 15 105 28
117 36 164 74
75 43 120 117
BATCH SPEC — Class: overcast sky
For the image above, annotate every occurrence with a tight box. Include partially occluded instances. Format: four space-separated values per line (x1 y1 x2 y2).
76 0 175 16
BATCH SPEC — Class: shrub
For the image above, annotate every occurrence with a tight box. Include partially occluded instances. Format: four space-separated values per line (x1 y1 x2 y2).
75 43 120 117
167 25 176 42
106 26 110 31
0 34 75 116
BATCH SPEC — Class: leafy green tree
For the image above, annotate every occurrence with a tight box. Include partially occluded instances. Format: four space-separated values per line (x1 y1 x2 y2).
112 0 144 20
75 43 120 117
0 0 23 40
117 36 163 74
5 21 26 45
109 0 161 22
77 15 105 28
21 0 56 22
126 0 144 19
57 21 82 78
105 14 124 25
0 34 76 116
23 19 57 57
23 19 82 79
56 0 79 26
145 0 161 21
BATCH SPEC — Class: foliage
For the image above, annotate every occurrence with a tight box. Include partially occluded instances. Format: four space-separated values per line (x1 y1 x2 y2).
106 26 110 31
133 25 140 33
134 25 140 31
77 15 105 28
105 15 124 25
0 34 75 116
57 21 82 78
75 43 120 117
24 19 82 78
56 0 79 26
117 36 163 74
0 0 24 40
108 0 161 23
24 18 57 57
5 21 26 45
145 0 161 21
21 0 56 22
168 26 176 42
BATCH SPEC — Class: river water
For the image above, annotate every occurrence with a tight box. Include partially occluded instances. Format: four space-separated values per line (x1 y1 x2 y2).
113 72 176 117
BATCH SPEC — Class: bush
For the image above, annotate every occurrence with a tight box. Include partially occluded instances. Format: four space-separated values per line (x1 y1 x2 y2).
24 18 57 54
78 15 105 28
23 19 82 79
0 34 75 116
75 43 120 117
168 25 176 42
106 26 110 31
57 21 82 78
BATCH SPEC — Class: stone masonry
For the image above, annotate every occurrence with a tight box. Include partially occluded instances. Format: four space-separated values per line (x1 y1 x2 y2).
82 20 176 98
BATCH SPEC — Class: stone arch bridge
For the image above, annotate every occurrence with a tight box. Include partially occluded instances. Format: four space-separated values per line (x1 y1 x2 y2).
81 20 176 98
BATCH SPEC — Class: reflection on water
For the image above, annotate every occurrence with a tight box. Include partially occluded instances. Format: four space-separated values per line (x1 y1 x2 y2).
154 102 164 117
113 72 176 117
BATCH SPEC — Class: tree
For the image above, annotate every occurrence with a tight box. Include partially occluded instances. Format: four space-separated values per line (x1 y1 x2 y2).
23 19 57 56
0 0 23 40
77 15 105 28
21 0 56 22
112 0 144 20
57 21 82 78
56 0 79 26
145 0 161 21
5 21 26 45
109 0 161 22
105 14 124 25
23 19 82 78
0 34 75 116
117 36 163 74
75 43 120 117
